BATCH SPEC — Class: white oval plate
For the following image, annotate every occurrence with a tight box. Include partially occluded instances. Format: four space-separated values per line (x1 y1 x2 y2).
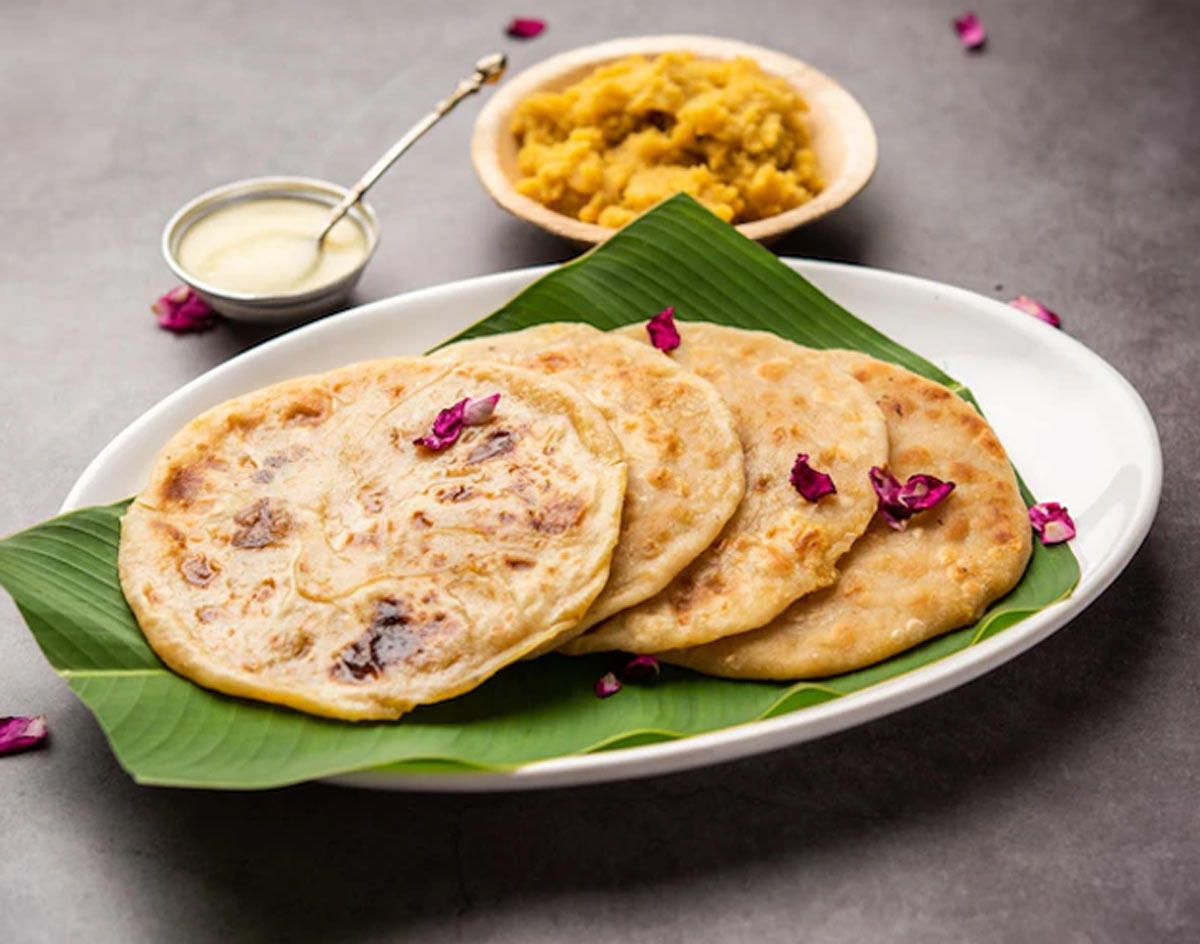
63 261 1161 792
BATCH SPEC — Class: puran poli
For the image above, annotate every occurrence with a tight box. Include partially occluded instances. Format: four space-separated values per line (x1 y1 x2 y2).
118 358 626 720
662 352 1033 679
435 323 745 629
564 323 888 655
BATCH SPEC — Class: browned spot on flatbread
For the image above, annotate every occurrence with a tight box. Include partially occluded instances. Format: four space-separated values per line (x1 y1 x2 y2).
977 431 1008 461
670 572 700 612
179 554 220 587
280 391 332 426
225 412 262 434
438 485 474 503
359 486 387 513
151 520 187 548
944 515 971 541
231 499 291 548
160 463 204 506
243 625 314 671
791 528 821 556
467 429 516 464
947 461 977 485
534 352 572 371
331 598 448 682
529 498 584 534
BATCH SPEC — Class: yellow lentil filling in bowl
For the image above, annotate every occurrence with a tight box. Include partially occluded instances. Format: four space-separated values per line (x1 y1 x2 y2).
511 52 824 228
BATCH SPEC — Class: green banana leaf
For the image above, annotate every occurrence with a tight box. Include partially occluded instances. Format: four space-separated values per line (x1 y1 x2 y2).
0 195 1078 789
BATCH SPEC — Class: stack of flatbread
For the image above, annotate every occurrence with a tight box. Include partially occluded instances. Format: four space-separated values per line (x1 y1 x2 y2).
119 319 1031 720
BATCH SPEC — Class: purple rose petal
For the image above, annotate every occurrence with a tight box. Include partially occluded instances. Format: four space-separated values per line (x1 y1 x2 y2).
790 453 837 502
897 473 957 511
621 655 661 682
414 399 467 451
414 394 501 451
953 12 987 50
0 715 48 756
594 671 622 698
1029 501 1076 545
870 467 956 531
1010 295 1062 328
506 17 546 39
152 285 215 333
646 306 681 352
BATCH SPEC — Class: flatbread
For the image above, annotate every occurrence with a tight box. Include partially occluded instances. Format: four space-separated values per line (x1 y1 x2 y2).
564 323 888 654
434 323 744 629
118 358 626 720
662 352 1033 678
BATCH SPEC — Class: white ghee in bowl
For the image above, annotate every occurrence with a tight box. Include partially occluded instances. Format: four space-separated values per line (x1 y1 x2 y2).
177 197 368 296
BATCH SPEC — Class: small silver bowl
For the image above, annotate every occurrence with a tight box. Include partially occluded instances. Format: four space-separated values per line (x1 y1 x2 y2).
162 176 380 323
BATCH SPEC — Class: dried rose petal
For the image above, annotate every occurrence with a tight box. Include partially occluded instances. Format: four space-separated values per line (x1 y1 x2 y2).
594 671 622 698
414 394 500 451
1029 501 1076 545
506 17 546 38
870 466 956 530
897 474 956 510
1010 295 1062 328
790 453 836 502
953 12 987 50
646 306 681 352
869 467 908 529
621 655 661 682
152 285 215 333
461 392 500 426
0 715 48 756
414 399 467 451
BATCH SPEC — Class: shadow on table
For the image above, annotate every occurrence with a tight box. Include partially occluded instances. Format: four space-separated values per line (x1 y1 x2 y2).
770 199 877 266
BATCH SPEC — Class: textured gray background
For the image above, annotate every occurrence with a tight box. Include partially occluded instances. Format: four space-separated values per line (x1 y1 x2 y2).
1 0 1197 941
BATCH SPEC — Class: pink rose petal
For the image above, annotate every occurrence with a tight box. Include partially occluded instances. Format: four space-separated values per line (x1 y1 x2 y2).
0 715 48 756
152 285 215 333
594 671 622 698
897 473 957 511
506 17 546 39
790 453 837 502
1010 295 1062 328
646 306 681 352
1029 501 1076 545
461 392 501 426
953 12 987 50
621 655 661 682
870 467 956 530
414 394 501 451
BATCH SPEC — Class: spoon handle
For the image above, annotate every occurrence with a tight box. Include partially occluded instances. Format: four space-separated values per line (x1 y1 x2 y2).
317 54 506 244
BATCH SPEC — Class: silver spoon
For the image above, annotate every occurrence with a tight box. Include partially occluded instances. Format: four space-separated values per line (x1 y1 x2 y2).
316 53 507 245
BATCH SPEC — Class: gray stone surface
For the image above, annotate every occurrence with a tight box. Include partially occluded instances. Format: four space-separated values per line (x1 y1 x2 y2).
1 0 1196 940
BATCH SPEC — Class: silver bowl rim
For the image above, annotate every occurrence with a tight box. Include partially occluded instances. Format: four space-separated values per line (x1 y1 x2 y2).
161 175 381 305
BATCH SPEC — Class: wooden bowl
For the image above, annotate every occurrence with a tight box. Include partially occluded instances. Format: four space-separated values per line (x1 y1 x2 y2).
471 35 878 245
